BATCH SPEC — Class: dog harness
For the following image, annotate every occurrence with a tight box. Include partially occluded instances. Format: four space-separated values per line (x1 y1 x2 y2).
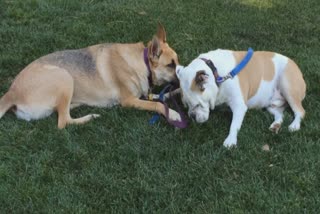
200 47 254 85
149 83 188 129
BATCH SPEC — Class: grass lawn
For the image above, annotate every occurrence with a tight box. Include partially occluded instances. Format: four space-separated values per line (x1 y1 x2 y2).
0 0 320 213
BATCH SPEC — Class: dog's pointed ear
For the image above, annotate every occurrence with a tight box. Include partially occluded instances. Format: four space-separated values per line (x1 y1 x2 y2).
157 22 167 43
149 36 162 59
195 70 209 91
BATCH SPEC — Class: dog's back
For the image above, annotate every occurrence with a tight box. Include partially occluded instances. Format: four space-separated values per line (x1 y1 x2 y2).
0 24 181 128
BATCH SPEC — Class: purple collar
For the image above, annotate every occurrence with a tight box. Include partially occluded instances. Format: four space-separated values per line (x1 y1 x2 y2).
199 58 223 85
143 48 153 88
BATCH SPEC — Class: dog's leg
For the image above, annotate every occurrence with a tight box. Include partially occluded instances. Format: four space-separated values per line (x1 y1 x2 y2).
0 91 14 119
52 74 100 129
121 97 181 121
70 103 82 109
280 59 306 132
56 88 100 129
223 102 247 148
288 101 305 132
267 106 285 134
285 89 305 132
43 71 101 129
151 88 181 101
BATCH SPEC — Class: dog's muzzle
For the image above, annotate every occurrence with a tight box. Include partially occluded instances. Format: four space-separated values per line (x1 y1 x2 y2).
189 112 196 121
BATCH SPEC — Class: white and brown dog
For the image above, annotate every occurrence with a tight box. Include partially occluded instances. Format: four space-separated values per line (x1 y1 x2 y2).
176 49 306 147
0 24 181 128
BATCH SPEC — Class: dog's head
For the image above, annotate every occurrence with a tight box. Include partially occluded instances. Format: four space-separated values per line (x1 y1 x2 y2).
176 61 218 123
147 23 179 85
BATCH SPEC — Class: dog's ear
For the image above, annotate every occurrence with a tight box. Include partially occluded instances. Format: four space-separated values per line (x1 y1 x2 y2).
157 22 167 43
195 70 209 91
149 36 162 59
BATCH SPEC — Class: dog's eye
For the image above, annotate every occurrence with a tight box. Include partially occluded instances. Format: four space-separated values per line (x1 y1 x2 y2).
166 60 176 69
192 104 201 110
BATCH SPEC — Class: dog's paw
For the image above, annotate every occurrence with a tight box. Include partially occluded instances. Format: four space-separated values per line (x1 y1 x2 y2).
168 109 181 122
91 114 101 119
223 136 237 148
288 122 300 132
151 94 160 100
269 122 281 134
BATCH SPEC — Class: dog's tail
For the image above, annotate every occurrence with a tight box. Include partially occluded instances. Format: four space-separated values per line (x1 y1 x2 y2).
0 91 14 119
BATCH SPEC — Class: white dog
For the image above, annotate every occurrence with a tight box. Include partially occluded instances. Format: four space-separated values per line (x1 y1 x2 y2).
176 49 306 148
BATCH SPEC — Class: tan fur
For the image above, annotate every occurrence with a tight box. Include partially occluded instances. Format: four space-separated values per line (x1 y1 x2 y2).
281 59 306 118
0 24 179 128
190 79 199 92
234 51 275 102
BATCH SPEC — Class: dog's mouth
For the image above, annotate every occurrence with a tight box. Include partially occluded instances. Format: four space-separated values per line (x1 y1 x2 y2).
170 78 180 87
189 105 210 123
153 70 177 86
191 114 207 123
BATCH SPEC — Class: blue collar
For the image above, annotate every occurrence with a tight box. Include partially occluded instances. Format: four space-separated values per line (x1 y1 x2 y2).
200 47 254 85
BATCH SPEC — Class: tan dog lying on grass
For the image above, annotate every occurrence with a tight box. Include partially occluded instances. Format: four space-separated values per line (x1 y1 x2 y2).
176 49 306 147
0 24 181 128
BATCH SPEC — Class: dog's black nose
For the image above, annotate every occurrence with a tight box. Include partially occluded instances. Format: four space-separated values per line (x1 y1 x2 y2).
190 113 196 121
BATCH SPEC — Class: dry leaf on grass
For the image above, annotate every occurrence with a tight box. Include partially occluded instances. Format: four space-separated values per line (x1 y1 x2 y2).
262 144 270 151
138 11 147 15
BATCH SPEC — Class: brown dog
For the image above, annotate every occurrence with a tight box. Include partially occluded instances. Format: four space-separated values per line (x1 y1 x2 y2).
0 24 181 128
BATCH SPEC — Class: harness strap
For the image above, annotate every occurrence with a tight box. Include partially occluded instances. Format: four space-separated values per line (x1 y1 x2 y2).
149 84 188 129
230 47 254 77
200 47 254 85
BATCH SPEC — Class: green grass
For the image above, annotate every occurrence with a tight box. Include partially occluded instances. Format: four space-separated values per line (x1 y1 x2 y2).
0 0 320 213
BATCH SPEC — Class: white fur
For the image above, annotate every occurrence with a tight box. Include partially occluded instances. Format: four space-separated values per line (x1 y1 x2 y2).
15 105 53 121
246 54 288 108
177 49 298 148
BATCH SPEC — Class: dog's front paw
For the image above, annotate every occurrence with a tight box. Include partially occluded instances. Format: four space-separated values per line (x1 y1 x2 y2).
168 109 181 122
151 94 160 100
151 93 169 101
269 122 281 134
288 122 300 132
223 136 237 148
91 114 101 119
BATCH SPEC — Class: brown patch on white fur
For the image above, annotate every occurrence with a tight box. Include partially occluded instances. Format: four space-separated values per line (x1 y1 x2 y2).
190 70 208 92
190 79 198 92
193 70 208 92
233 51 276 102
